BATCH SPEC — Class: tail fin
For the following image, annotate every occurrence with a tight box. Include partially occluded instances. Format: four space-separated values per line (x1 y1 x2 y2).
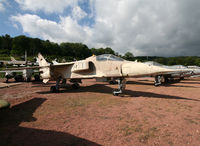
10 57 17 61
52 59 59 65
37 53 49 66
37 53 50 83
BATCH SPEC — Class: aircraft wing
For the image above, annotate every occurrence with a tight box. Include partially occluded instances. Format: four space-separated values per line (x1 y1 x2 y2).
50 62 75 66
4 62 75 71
0 70 25 73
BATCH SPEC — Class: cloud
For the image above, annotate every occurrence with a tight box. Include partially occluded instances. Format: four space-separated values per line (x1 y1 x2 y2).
0 3 4 12
0 0 7 12
12 0 200 56
15 0 79 13
72 6 87 20
11 14 90 43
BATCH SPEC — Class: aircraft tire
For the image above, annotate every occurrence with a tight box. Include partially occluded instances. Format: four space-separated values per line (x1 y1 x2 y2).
109 80 118 84
34 75 40 81
50 86 58 93
71 83 80 89
154 83 160 87
113 89 120 96
113 92 119 96
26 77 31 82
14 75 23 82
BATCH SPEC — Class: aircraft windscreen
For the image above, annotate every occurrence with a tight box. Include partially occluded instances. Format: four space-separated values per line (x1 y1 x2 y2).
96 54 124 61
145 61 163 66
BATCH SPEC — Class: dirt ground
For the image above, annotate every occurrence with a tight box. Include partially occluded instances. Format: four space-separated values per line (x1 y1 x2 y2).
0 77 200 146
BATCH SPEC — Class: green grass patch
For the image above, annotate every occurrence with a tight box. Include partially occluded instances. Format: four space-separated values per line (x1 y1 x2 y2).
0 72 5 78
139 127 159 143
98 96 128 108
120 124 143 136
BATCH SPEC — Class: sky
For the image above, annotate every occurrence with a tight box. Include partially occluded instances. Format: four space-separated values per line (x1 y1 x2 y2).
0 0 200 57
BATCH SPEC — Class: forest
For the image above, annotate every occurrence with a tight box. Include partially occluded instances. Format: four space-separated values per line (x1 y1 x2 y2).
0 34 200 66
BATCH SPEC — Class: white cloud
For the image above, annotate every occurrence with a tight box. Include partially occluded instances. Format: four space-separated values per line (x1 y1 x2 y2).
11 14 89 43
12 0 200 56
0 0 6 12
0 3 4 11
72 6 87 20
15 0 78 13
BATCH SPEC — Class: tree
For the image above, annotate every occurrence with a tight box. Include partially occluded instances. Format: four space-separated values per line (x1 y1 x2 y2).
29 38 43 56
123 52 134 61
11 35 30 56
91 47 115 55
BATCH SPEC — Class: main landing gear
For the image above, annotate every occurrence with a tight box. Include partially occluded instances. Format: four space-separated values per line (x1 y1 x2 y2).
50 78 61 93
113 78 126 96
50 78 81 93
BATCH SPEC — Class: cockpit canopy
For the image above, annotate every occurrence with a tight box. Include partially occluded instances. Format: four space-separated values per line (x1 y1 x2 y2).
96 54 124 61
145 61 163 66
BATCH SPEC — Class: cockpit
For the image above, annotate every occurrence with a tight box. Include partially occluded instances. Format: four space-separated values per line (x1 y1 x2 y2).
144 61 163 66
96 54 124 61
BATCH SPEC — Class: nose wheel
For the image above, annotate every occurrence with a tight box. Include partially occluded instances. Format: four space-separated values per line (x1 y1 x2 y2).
113 89 122 96
154 75 162 87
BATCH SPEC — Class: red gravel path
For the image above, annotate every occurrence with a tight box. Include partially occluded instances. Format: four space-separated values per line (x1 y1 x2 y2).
0 77 200 145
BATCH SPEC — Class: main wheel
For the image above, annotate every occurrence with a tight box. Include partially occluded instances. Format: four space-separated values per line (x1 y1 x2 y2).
50 86 58 93
34 75 40 81
26 77 31 82
71 83 80 89
14 75 23 82
109 80 118 84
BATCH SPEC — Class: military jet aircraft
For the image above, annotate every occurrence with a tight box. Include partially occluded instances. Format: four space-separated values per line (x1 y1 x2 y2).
187 66 200 77
0 57 26 66
36 53 182 96
0 69 38 82
0 51 37 67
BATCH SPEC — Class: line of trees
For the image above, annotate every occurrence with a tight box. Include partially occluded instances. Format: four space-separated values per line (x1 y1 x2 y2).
0 34 200 66
0 34 116 61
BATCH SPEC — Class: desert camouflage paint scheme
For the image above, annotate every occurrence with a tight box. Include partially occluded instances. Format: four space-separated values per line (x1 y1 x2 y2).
37 53 183 95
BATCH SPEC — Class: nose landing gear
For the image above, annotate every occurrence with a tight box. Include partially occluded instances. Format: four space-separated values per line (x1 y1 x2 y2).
113 78 126 96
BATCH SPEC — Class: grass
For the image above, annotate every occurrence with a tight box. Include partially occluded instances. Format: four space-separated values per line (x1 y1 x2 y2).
97 96 128 108
139 127 159 143
123 125 143 136
0 72 5 78
119 119 143 136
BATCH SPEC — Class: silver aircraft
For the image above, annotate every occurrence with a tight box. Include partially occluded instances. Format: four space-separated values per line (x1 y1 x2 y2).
36 53 181 95
144 61 195 86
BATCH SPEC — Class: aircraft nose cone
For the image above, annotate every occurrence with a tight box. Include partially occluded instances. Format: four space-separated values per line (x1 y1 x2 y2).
122 62 174 77
193 69 200 75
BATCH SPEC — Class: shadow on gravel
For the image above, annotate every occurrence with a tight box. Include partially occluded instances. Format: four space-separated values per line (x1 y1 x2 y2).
37 84 200 102
0 98 100 146
126 80 198 88
31 81 54 85
178 81 200 84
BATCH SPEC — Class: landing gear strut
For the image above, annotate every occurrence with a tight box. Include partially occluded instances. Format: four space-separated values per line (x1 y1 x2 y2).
154 75 162 86
113 78 126 96
50 78 61 93
50 78 81 93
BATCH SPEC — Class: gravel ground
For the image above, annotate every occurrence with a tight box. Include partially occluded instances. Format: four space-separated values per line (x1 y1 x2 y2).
0 77 200 146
